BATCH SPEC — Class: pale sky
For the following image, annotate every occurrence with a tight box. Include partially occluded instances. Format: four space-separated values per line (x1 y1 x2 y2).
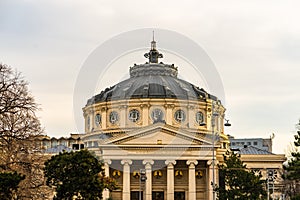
1 0 300 154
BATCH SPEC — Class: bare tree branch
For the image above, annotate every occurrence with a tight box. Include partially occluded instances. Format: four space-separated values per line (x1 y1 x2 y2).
0 63 50 199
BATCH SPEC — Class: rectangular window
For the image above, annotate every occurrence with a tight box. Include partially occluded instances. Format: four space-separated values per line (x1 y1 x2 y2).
174 192 185 200
152 191 164 200
131 191 142 200
80 144 84 149
51 140 57 148
72 144 79 150
254 141 258 145
247 142 251 145
88 141 92 147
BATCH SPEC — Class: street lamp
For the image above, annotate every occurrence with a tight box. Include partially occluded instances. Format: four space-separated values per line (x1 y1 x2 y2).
139 169 147 200
200 103 231 200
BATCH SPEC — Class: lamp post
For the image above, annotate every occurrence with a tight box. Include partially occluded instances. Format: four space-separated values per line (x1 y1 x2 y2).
201 102 231 200
211 110 218 200
139 169 147 200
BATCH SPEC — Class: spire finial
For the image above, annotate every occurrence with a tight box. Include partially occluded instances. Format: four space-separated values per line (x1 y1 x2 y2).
152 30 155 41
144 32 163 63
151 31 156 50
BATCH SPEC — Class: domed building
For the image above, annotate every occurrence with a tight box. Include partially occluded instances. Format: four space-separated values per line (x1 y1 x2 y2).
81 39 231 200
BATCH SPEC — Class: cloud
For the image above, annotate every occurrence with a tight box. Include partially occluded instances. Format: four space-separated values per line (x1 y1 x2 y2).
1 0 300 153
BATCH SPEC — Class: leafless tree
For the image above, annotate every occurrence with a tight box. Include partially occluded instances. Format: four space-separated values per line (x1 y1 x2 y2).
0 63 50 199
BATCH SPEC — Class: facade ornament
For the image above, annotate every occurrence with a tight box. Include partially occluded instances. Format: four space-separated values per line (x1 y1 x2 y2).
140 103 150 108
133 170 140 179
153 170 163 178
196 170 204 179
112 170 121 178
101 107 108 112
175 170 183 178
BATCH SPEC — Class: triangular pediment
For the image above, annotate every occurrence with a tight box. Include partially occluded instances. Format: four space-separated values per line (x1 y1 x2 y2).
100 123 212 146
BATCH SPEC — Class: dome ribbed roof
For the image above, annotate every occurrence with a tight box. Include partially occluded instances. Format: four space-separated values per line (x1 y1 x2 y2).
86 39 217 106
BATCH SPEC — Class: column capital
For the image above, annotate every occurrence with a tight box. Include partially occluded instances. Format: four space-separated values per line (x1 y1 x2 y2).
207 159 219 166
103 159 112 165
164 103 175 109
101 107 108 112
143 159 154 166
140 103 150 108
119 105 128 109
121 159 132 165
186 160 198 166
187 105 195 109
165 160 176 166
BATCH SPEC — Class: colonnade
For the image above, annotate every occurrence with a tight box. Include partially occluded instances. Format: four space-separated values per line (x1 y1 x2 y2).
103 159 217 200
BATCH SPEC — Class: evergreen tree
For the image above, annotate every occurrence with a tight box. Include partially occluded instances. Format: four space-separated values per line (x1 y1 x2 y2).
283 119 300 199
0 171 25 200
44 150 117 200
216 151 266 200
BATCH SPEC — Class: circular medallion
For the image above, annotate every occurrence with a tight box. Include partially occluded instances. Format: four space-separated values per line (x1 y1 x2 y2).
151 108 164 122
174 109 186 122
128 109 140 122
109 111 119 124
95 113 101 126
196 111 204 125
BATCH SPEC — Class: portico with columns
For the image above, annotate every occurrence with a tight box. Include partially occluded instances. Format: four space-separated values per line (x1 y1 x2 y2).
84 122 227 200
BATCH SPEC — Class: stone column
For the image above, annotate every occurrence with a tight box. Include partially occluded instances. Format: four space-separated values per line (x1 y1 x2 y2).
187 160 198 200
187 105 194 128
102 160 112 200
165 160 176 200
91 109 95 131
207 159 218 200
83 113 88 133
119 105 127 127
143 160 154 200
165 104 174 125
141 103 149 126
121 159 132 200
101 107 107 129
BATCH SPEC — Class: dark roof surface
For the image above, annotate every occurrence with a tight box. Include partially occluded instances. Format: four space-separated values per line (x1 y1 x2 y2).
87 63 216 105
239 145 274 155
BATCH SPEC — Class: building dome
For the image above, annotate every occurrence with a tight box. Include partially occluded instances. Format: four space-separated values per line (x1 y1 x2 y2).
82 38 226 136
87 62 216 106
87 42 216 106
